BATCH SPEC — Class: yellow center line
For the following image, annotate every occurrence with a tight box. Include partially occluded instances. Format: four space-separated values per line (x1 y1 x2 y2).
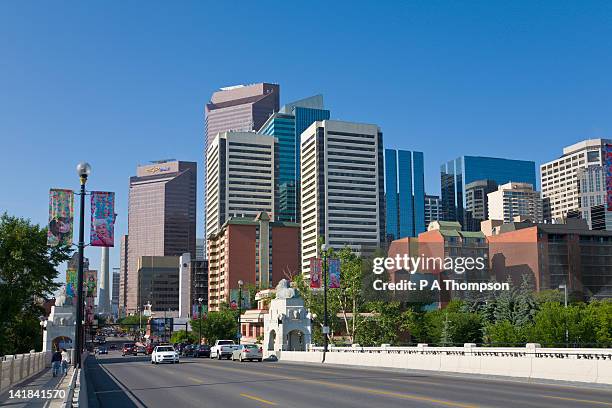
240 393 277 406
543 395 612 406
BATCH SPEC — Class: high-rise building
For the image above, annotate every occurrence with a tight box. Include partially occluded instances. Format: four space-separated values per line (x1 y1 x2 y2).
540 139 612 221
487 182 543 223
112 267 120 317
206 132 275 237
464 180 498 231
384 149 425 240
118 235 128 316
126 160 197 314
577 165 608 229
207 212 299 311
424 195 442 227
98 247 110 314
440 156 536 225
259 95 330 222
300 120 385 274
195 238 206 260
137 256 180 313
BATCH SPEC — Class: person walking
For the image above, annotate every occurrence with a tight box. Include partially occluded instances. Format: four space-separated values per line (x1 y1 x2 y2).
51 349 62 377
61 349 70 375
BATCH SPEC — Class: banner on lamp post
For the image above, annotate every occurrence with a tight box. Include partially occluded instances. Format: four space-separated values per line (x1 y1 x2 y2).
310 258 322 288
47 189 74 247
90 191 116 247
328 259 340 288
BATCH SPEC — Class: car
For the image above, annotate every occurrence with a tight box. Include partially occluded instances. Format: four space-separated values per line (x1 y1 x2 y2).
146 344 155 355
109 344 117 350
151 345 179 364
191 345 211 358
98 346 108 355
136 346 147 355
181 344 194 356
231 344 263 362
210 340 239 360
122 343 137 356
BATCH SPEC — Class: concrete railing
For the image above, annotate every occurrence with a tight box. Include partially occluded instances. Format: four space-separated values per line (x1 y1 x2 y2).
274 344 612 385
0 351 51 394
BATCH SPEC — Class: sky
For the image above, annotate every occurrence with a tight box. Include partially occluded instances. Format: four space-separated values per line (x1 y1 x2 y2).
1 1 612 282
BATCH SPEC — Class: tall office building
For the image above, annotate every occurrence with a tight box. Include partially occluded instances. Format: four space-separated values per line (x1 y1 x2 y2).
384 149 425 240
464 180 498 231
541 139 612 221
125 160 197 314
98 247 110 314
112 267 120 317
206 132 276 237
424 195 442 227
441 156 536 226
118 235 128 316
137 255 180 313
487 182 543 223
300 120 385 274
195 238 205 260
577 165 611 230
259 95 330 222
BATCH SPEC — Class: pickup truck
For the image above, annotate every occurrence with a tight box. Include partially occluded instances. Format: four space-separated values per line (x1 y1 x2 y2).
210 340 239 360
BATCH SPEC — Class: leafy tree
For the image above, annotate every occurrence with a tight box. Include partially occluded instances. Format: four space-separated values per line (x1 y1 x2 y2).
170 329 197 344
484 320 528 346
0 213 72 355
355 301 403 346
191 307 238 344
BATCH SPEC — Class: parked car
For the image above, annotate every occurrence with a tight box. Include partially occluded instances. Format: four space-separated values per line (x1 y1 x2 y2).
136 346 147 355
231 344 263 362
181 345 194 356
210 340 239 360
97 346 108 355
122 343 136 356
151 345 179 364
146 344 155 355
192 345 211 358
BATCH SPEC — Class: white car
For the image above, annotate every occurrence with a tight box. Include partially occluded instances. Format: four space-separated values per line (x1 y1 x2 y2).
151 345 179 364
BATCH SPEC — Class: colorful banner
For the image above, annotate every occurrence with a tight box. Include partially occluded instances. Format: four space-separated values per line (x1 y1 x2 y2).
329 259 341 288
47 189 74 247
310 258 322 288
192 303 208 319
605 144 612 211
229 289 251 309
90 192 116 247
66 269 77 298
85 269 97 298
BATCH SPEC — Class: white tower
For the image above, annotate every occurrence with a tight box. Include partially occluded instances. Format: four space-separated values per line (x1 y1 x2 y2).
98 246 110 314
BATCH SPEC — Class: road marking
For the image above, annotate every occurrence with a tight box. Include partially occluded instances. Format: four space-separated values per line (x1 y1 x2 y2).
543 395 612 406
187 376 203 383
240 393 277 405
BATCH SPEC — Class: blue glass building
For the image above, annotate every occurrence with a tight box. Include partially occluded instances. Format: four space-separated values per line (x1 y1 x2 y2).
385 149 425 240
259 95 330 222
440 156 536 227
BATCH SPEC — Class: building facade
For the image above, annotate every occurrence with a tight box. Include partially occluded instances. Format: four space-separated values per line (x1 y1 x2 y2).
540 139 612 221
424 195 442 227
112 267 120 317
384 149 425 240
207 213 300 311
487 182 543 223
125 160 197 314
118 235 128 316
441 156 536 226
300 120 385 275
137 256 180 313
259 95 330 222
577 165 608 229
206 131 276 237
464 179 498 232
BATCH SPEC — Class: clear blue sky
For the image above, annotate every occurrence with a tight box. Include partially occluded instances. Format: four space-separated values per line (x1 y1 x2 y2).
1 1 611 279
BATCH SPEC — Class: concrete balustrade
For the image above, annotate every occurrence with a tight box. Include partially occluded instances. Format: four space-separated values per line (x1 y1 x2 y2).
274 344 612 385
0 351 51 394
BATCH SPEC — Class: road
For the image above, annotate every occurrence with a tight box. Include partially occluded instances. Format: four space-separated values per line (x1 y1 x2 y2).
89 344 612 408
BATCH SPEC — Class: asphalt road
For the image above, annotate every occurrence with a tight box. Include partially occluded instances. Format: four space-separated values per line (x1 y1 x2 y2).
88 344 612 408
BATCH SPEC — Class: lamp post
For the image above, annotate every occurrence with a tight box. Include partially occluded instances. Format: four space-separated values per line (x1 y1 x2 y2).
559 284 569 345
197 297 203 345
320 243 329 360
237 280 243 344
75 162 91 368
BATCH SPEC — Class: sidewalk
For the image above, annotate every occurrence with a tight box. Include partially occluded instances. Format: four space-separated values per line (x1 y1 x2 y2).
0 366 73 408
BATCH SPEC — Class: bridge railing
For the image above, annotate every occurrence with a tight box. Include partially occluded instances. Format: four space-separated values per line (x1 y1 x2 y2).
0 351 51 394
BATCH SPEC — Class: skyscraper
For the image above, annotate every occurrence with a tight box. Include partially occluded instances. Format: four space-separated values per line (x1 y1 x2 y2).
259 95 330 222
384 149 425 240
424 194 442 227
118 235 128 316
206 132 276 237
487 182 543 223
540 139 612 220
300 120 385 274
440 156 536 226
98 247 110 314
464 179 498 231
577 165 611 230
112 267 120 317
125 160 197 314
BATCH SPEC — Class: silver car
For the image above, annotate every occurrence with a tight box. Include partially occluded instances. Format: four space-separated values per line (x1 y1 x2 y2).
231 344 263 362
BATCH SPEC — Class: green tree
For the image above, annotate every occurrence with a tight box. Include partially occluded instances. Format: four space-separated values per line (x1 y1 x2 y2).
192 307 238 344
0 213 72 355
484 320 528 346
170 329 197 344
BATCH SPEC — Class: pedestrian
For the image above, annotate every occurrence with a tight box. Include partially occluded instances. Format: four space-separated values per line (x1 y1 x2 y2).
51 349 62 377
61 348 70 375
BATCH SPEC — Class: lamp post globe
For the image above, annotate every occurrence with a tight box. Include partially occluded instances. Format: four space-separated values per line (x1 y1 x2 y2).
76 162 92 179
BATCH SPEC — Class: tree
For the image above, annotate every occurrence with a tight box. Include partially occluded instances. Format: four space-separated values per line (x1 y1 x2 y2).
0 213 72 355
170 329 196 344
191 307 238 344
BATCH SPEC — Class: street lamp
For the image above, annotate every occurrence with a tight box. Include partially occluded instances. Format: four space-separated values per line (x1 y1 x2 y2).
38 316 47 351
75 162 91 368
559 284 569 345
197 297 203 345
237 280 243 345
320 243 329 360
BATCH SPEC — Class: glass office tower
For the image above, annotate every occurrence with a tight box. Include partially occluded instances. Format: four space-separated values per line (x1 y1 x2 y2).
440 156 536 228
385 149 425 240
259 95 330 222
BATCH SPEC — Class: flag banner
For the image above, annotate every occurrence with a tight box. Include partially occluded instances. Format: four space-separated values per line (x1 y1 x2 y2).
310 258 322 288
192 304 199 319
66 269 77 298
47 189 74 247
90 192 116 247
85 269 97 298
229 289 251 309
605 144 612 211
329 258 341 288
